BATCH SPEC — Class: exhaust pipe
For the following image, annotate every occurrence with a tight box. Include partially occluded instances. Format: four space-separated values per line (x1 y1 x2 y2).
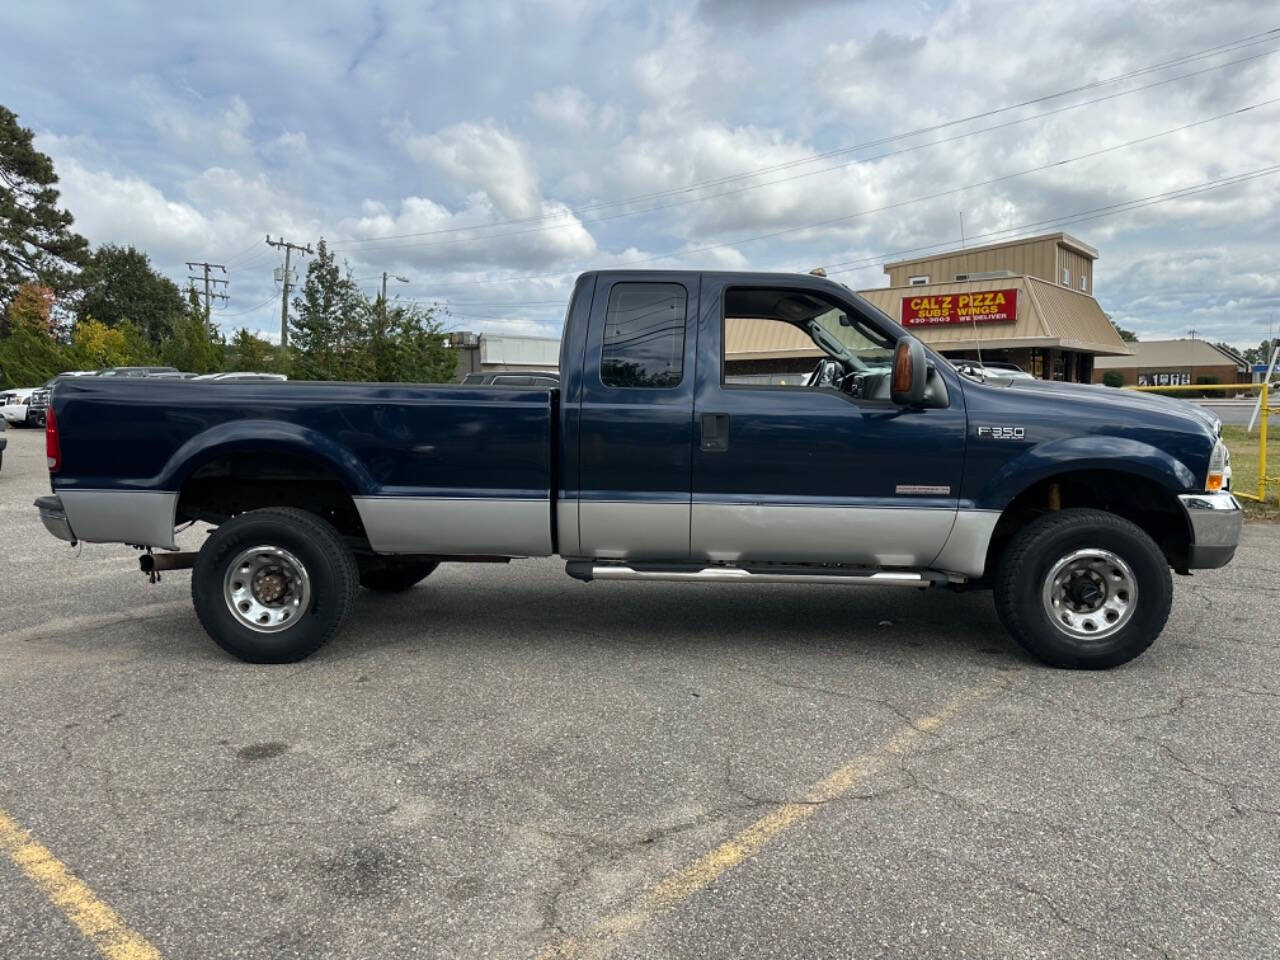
139 552 198 574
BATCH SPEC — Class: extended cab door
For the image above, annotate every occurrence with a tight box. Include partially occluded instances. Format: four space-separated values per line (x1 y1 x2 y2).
690 276 968 567
572 272 700 559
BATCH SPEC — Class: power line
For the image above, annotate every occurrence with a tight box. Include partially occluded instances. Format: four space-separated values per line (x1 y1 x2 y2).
216 292 279 318
333 45 1280 262
388 95 1280 290
197 29 1279 281
354 163 1280 324
326 29 1280 252
818 163 1280 276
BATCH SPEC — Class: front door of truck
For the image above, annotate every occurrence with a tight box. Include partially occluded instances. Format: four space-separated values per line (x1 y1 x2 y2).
690 278 967 567
574 272 700 559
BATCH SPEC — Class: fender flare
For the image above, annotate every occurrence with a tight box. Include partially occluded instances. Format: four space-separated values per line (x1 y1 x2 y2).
977 435 1197 511
157 419 379 495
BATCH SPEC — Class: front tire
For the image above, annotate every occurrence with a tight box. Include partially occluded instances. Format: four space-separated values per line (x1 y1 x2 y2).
192 507 359 663
994 509 1172 669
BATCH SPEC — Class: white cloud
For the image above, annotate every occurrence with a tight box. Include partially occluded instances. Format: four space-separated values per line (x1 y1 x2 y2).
404 122 542 220
530 86 595 130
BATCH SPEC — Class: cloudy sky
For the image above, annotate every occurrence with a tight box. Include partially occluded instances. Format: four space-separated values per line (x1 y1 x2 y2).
4 0 1278 348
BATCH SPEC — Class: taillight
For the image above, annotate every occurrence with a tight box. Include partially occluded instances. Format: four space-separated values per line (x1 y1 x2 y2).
45 406 61 473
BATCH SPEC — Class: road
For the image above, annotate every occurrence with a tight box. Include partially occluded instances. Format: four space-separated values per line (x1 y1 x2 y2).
1 425 1277 959
1192 397 1277 427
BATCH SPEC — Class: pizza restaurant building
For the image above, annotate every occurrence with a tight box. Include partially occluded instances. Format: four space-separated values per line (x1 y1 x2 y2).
854 233 1130 382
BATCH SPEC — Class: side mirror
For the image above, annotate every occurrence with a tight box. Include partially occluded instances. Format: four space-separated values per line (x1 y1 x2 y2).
891 336 927 406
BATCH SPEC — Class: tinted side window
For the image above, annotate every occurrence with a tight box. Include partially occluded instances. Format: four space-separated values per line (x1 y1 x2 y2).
601 283 686 388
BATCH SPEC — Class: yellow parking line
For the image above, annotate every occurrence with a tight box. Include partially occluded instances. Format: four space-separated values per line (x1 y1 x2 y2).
0 808 161 960
536 671 1012 960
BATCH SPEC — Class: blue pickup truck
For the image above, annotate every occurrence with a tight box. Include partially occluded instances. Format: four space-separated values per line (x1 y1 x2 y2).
34 270 1240 668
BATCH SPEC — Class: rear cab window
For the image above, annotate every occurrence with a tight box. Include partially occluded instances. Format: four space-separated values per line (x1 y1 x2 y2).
600 283 686 388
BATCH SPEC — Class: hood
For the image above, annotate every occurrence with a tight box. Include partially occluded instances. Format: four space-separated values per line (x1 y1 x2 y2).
978 376 1221 435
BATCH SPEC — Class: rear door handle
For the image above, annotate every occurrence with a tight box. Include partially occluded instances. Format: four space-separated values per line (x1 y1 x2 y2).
700 413 730 452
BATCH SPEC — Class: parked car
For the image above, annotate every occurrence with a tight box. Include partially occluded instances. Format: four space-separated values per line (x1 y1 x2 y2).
26 372 101 427
192 372 288 382
96 366 180 378
1 388 41 427
952 360 1036 381
34 269 1239 669
461 371 560 386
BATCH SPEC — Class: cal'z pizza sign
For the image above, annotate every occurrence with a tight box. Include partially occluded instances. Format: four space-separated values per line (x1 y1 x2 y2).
902 289 1018 327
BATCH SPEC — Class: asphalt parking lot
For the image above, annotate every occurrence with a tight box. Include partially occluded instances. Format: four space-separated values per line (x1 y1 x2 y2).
1 424 1278 959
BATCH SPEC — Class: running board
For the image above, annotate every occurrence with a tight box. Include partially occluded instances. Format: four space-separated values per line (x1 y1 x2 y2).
565 561 949 588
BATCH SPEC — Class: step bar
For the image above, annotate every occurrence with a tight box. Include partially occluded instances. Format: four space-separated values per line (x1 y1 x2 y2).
565 561 950 588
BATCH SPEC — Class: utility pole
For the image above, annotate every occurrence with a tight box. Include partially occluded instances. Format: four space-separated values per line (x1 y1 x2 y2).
380 271 409 323
265 235 313 348
185 261 228 320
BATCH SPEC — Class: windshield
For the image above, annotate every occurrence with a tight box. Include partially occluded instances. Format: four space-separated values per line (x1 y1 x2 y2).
807 306 894 372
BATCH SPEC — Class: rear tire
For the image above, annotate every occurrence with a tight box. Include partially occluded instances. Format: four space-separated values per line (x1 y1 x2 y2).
994 508 1172 669
192 507 358 663
358 559 439 592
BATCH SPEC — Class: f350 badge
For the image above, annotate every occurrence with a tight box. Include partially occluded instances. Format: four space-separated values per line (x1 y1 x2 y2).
977 425 1026 440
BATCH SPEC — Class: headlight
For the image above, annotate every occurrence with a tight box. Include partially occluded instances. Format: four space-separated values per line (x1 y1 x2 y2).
1206 440 1228 493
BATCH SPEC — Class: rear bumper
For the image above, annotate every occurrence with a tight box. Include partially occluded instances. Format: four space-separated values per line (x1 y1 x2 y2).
34 494 76 543
1178 492 1242 569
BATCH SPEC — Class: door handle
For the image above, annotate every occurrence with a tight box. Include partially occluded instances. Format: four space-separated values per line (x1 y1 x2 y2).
700 413 730 452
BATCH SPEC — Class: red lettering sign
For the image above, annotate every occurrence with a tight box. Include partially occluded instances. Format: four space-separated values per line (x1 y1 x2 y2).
901 289 1018 327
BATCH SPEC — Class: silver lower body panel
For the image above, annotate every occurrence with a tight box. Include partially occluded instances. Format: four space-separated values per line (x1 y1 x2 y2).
690 502 954 568
577 500 690 560
354 496 552 556
932 509 1001 578
57 489 178 549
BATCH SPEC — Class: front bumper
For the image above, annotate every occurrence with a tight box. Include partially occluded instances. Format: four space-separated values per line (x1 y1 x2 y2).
35 494 76 544
1178 492 1242 569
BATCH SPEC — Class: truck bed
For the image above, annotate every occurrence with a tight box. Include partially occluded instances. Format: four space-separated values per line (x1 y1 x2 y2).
49 378 557 556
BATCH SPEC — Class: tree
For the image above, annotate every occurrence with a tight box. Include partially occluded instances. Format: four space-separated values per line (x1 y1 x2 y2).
1242 340 1275 366
3 281 54 335
224 327 281 372
1111 320 1137 343
289 239 371 381
159 286 225 373
0 104 90 307
72 317 154 368
376 301 456 383
0 319 70 387
76 243 187 347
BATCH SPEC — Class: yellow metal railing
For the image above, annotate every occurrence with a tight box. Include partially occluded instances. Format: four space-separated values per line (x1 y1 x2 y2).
1127 381 1273 503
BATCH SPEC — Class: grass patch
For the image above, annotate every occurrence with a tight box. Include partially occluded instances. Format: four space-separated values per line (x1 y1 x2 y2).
1222 424 1280 521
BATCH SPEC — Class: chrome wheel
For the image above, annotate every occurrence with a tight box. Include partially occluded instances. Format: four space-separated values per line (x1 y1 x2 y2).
1042 548 1137 641
223 545 311 633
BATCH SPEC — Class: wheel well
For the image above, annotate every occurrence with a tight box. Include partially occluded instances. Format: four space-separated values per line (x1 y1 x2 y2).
176 452 368 543
985 470 1192 576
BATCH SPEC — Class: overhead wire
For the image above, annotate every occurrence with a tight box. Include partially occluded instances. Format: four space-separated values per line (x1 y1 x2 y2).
325 28 1280 250
377 95 1280 291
